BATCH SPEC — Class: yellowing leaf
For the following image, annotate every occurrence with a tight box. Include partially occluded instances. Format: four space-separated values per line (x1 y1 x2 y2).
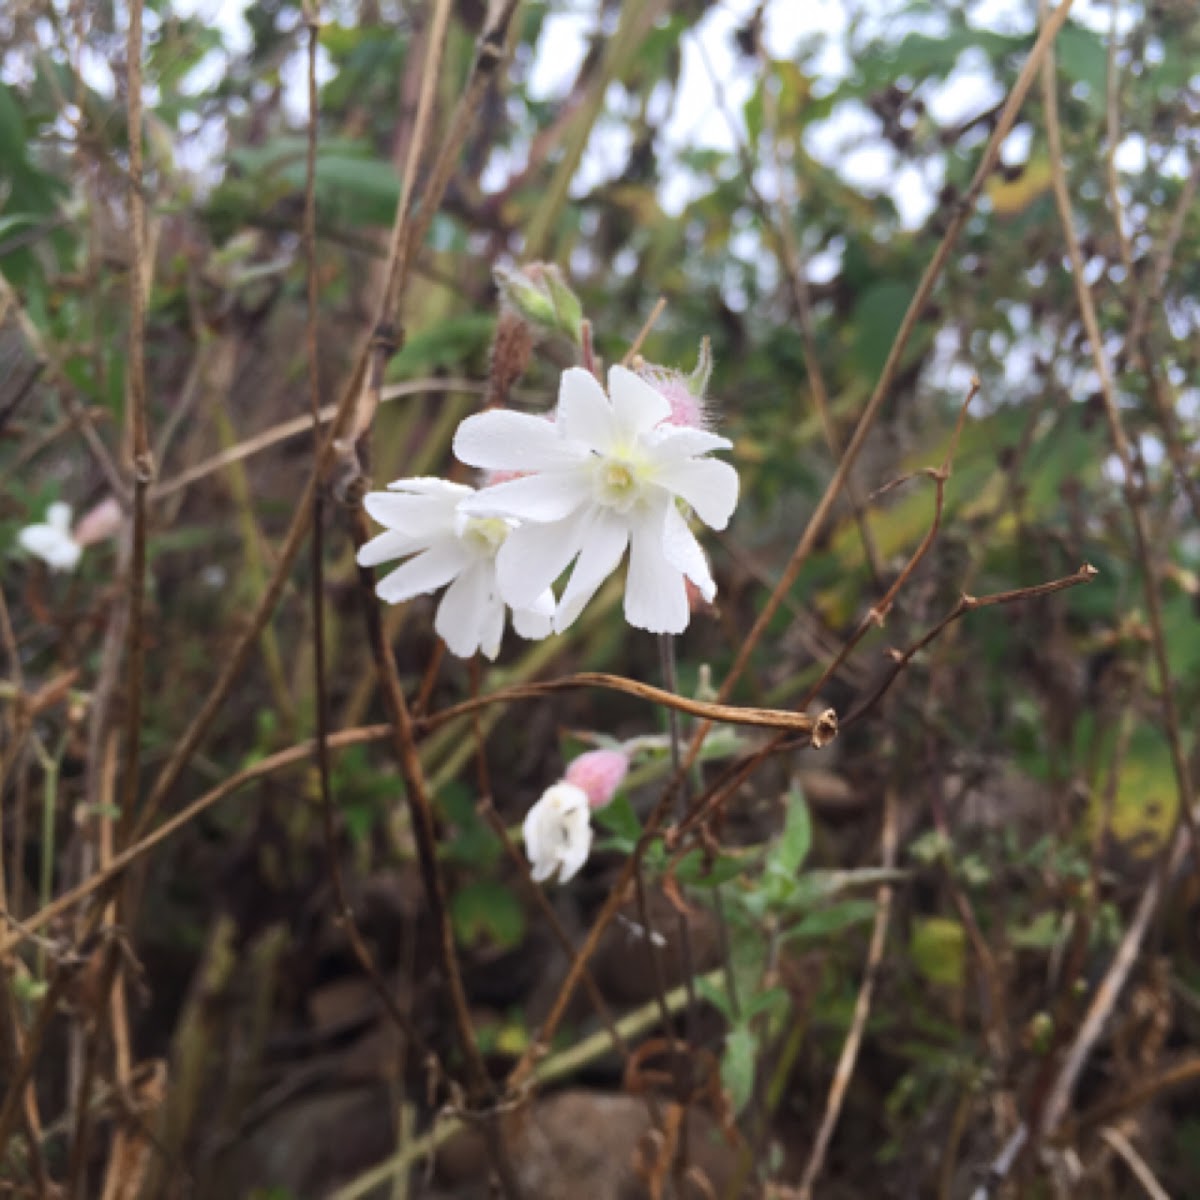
910 917 966 988
986 158 1053 216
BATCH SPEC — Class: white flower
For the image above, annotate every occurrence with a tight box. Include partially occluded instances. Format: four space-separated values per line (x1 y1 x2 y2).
18 503 82 572
454 365 739 635
523 782 592 883
357 478 554 660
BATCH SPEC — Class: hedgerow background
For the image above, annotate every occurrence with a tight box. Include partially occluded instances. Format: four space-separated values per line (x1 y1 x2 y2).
2 0 1199 1196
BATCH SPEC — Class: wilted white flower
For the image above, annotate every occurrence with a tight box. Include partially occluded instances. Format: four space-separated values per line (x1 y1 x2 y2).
523 782 593 883
357 477 554 660
454 365 738 635
18 502 82 572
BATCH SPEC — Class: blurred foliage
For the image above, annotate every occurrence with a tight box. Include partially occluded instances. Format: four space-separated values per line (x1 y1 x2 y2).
2 0 1199 1195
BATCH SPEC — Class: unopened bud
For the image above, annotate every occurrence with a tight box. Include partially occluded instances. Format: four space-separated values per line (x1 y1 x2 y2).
637 337 715 430
494 263 583 344
73 496 123 548
564 748 629 810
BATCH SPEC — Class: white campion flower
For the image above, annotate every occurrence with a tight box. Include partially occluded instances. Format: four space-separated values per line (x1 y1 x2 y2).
356 478 554 660
18 502 82 572
454 365 739 635
523 782 593 883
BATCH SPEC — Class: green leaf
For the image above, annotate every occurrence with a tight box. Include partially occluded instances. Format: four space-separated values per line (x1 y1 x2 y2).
439 784 501 869
722 1025 758 1115
851 282 914 379
696 974 736 1021
451 880 524 950
1054 26 1107 99
768 788 812 879
788 899 878 940
742 985 790 1023
593 793 642 853
1010 911 1062 951
0 83 27 165
387 315 496 379
673 848 747 888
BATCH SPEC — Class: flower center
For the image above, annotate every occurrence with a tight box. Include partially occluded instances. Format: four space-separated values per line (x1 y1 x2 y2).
593 453 648 513
459 515 510 556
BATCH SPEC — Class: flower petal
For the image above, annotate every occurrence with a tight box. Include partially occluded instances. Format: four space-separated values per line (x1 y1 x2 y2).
511 589 556 641
47 502 74 532
607 365 672 437
654 457 739 530
662 504 716 601
624 501 689 634
19 524 82 572
644 426 732 462
385 478 471 497
478 594 507 660
557 818 593 882
364 486 461 535
554 509 629 633
435 559 500 658
454 410 587 472
462 471 591 524
495 510 587 609
524 784 592 883
356 527 431 568
556 367 617 450
374 540 470 604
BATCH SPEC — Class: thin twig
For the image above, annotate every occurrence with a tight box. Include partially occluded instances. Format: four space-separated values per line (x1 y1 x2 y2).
682 0 1076 769
620 296 667 367
330 968 723 1200
149 379 487 500
303 0 437 1083
799 378 979 710
1098 1126 1171 1200
796 785 898 1199
352 515 525 1200
1037 826 1191 1138
1041 12 1197 859
840 564 1098 729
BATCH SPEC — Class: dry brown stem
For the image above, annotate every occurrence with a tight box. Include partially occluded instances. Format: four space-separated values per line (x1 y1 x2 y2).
795 785 898 1199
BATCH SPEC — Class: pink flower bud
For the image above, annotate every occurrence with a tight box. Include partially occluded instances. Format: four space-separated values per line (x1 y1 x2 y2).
72 496 123 547
564 748 629 809
637 340 714 431
651 374 706 430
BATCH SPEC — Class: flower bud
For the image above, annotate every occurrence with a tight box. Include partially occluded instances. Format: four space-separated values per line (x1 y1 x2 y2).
73 496 122 548
494 263 583 344
636 337 714 430
564 748 629 810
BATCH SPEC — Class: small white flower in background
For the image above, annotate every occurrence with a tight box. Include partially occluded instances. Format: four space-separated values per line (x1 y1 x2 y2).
454 365 739 636
523 782 593 883
18 502 82 572
357 477 554 660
